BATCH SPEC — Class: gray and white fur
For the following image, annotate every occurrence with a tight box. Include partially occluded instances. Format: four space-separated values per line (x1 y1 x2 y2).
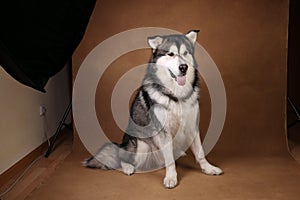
83 30 223 188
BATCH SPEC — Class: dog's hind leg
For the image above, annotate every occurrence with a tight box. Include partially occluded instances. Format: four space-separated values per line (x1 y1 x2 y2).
83 143 121 170
121 161 135 175
190 132 223 175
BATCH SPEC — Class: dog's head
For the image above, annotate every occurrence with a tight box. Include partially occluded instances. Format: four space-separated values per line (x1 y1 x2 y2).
147 30 199 87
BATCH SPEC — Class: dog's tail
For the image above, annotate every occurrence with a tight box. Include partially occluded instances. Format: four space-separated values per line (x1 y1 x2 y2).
82 143 121 170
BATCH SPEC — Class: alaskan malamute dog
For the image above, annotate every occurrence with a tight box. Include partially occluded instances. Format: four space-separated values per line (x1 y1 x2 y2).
83 30 223 188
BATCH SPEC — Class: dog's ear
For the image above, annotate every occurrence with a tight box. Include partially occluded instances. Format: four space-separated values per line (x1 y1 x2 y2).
185 30 200 44
147 36 163 49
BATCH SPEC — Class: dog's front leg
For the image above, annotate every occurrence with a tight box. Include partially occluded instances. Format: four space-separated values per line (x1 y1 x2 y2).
191 132 223 175
154 133 177 189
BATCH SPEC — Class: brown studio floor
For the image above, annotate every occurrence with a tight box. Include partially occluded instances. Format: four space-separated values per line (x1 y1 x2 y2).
22 136 300 200
1 126 299 199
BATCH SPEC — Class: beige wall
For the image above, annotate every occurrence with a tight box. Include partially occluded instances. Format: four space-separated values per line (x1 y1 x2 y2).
0 65 70 174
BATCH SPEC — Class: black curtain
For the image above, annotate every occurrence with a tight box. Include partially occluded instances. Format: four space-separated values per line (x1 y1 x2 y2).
0 0 96 92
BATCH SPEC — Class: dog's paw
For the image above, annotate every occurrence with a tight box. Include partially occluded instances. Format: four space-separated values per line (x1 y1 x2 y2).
201 164 223 176
121 162 135 176
163 176 178 189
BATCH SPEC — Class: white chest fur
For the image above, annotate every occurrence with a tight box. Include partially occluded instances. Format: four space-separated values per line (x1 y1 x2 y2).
152 90 199 134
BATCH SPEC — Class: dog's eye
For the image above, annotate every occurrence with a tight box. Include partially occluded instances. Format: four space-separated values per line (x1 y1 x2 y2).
168 52 175 57
183 51 188 56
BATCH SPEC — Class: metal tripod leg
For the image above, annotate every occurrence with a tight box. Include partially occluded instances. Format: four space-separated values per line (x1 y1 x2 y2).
45 102 72 158
288 97 300 128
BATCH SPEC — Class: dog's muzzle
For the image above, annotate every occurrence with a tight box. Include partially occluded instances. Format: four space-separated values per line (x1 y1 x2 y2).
168 64 188 86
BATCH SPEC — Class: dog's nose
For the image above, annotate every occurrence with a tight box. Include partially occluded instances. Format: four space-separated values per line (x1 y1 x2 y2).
179 64 188 74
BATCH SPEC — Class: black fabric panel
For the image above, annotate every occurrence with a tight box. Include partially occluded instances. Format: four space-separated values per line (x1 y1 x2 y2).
0 0 96 92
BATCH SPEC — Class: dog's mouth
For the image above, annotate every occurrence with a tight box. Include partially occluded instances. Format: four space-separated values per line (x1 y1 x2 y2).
168 69 186 86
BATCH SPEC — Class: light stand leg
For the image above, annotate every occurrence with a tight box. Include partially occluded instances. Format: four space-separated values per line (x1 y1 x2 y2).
45 102 72 158
288 97 300 128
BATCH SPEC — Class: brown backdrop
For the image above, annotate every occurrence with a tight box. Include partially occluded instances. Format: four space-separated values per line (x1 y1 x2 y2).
72 0 289 155
28 0 300 199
